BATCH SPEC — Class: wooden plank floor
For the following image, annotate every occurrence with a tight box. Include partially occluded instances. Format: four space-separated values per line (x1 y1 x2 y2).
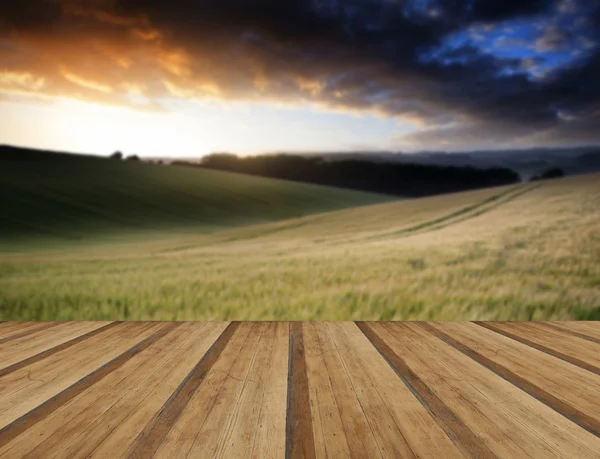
1 322 600 458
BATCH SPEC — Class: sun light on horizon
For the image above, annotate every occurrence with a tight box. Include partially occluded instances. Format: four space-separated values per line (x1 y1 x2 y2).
0 97 408 158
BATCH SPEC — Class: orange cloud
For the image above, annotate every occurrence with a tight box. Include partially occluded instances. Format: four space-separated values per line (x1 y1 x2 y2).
61 68 112 93
253 71 269 92
0 0 432 126
0 72 45 91
163 79 194 98
297 77 324 97
157 49 192 77
132 28 161 41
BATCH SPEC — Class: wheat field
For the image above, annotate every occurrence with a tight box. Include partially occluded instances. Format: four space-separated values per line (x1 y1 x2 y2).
2 166 599 321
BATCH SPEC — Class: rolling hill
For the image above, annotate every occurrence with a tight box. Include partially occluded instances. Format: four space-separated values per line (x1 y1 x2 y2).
0 146 394 247
1 163 599 322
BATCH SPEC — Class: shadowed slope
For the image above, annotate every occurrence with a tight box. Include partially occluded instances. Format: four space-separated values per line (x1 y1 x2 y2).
0 146 394 247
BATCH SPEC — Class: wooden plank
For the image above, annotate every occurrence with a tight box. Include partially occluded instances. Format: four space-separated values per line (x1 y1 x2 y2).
127 321 240 458
0 322 165 431
0 322 114 371
539 322 600 344
0 322 48 340
216 322 289 459
303 321 352 458
151 322 257 458
0 322 197 458
0 322 62 345
358 322 493 459
0 321 598 458
0 322 141 416
312 322 382 457
162 322 266 459
331 322 464 458
251 322 289 459
7 322 229 459
477 322 600 375
374 322 600 458
88 322 229 459
520 322 600 364
286 322 315 459
538 322 600 345
426 322 600 438
0 322 121 378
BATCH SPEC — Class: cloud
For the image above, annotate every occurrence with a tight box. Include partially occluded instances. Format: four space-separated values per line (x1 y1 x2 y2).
494 36 529 49
466 0 551 21
558 0 578 15
0 71 45 91
534 25 572 51
0 0 599 149
579 36 598 50
61 68 112 93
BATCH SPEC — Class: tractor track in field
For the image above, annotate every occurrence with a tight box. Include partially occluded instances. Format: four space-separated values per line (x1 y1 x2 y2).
368 183 542 242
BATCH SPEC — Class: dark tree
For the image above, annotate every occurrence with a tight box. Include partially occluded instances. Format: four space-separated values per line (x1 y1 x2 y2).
126 155 140 161
531 167 564 181
541 167 564 179
110 151 123 160
192 153 521 197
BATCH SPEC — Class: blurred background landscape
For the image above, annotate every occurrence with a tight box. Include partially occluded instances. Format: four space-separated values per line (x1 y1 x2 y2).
1 0 599 321
2 146 599 321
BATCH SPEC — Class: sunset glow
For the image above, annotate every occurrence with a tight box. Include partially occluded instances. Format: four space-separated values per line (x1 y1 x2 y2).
1 0 599 156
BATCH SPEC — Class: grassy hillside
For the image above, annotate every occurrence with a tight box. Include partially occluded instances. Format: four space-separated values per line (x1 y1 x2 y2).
1 170 599 321
0 146 394 248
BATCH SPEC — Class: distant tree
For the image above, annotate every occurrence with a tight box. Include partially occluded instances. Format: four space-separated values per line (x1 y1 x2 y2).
110 151 123 160
531 167 564 181
541 167 565 179
126 155 140 161
197 153 520 197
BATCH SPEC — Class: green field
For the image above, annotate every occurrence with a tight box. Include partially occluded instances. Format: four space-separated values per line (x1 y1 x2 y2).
1 150 599 321
0 147 393 249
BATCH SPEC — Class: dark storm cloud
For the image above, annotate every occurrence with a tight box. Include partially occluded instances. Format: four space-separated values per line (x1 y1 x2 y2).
1 0 599 149
467 0 551 21
534 25 573 52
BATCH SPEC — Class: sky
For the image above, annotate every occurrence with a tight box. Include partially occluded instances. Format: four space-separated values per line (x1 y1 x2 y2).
1 0 599 157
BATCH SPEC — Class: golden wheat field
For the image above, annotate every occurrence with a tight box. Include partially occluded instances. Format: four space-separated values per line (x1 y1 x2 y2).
2 169 599 321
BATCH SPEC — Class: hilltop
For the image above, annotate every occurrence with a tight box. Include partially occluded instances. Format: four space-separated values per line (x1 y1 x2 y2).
0 145 394 247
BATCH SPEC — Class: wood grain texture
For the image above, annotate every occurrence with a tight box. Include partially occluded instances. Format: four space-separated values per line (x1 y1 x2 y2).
358 322 495 459
329 322 464 458
286 322 315 459
0 322 62 345
126 321 239 459
303 321 352 458
477 321 600 375
307 322 383 457
0 321 599 459
425 323 600 443
151 321 254 458
0 323 164 429
0 323 45 340
543 321 600 340
0 323 230 459
380 322 600 458
168 322 265 459
251 322 289 459
537 322 600 345
0 322 176 448
0 322 117 376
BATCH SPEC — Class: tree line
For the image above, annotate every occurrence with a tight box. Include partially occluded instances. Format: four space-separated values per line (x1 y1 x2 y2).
172 153 521 197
